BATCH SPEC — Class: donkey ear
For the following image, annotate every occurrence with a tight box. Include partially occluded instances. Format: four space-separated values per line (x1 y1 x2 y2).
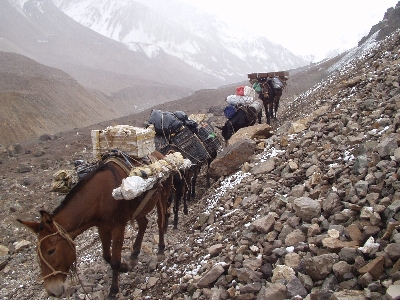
39 210 55 231
17 219 41 234
215 125 223 130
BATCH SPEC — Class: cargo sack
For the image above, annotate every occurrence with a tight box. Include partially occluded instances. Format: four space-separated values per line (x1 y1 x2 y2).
226 95 254 106
154 135 170 154
174 111 198 134
185 120 199 134
170 127 209 165
196 122 221 154
74 160 98 180
252 81 262 93
52 170 76 193
148 110 184 140
174 111 188 121
224 104 237 119
270 77 285 89
244 86 256 98
236 86 245 96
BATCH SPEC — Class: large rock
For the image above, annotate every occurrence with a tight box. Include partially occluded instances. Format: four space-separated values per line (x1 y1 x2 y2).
293 197 322 222
251 158 276 175
209 138 256 178
376 133 398 157
196 264 225 288
301 253 340 280
228 123 273 145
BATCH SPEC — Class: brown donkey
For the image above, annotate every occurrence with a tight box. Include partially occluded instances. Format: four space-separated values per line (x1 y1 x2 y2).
17 153 172 298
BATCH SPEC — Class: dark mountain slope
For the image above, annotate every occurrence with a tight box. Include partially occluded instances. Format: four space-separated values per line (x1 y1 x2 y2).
0 51 120 145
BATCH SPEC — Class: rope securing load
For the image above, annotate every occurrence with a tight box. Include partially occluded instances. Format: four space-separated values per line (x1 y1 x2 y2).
112 152 191 200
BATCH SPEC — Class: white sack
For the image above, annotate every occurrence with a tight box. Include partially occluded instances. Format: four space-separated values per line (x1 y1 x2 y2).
112 176 157 200
226 95 254 106
244 86 256 98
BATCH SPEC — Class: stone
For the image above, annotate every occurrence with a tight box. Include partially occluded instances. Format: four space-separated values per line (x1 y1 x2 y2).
285 229 306 246
385 243 400 261
322 192 342 215
293 197 322 222
228 123 273 145
208 244 224 258
386 284 400 300
286 276 308 298
243 255 262 271
302 253 339 281
329 289 367 300
358 256 385 280
197 264 225 288
251 158 275 175
271 265 295 283
256 283 286 300
209 138 256 178
0 245 9 257
251 213 276 234
376 134 398 157
236 268 263 283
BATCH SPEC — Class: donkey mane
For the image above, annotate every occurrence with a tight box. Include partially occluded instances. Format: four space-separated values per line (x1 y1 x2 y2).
52 163 119 216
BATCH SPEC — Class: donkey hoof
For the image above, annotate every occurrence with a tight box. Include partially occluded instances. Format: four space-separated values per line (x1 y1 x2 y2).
130 257 139 268
119 262 130 273
157 253 165 261
183 208 188 215
107 292 117 299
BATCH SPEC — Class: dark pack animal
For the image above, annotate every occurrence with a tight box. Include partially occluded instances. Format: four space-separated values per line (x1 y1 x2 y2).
217 102 262 142
257 78 284 125
17 152 173 298
155 120 221 229
167 145 218 229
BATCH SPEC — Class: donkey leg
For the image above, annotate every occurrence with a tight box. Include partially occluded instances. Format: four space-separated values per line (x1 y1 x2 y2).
156 196 167 260
190 168 198 198
263 102 271 125
206 173 211 188
109 226 126 297
266 107 271 125
165 193 173 233
206 160 212 188
269 102 274 123
98 227 112 264
173 189 182 228
129 217 148 267
274 97 280 119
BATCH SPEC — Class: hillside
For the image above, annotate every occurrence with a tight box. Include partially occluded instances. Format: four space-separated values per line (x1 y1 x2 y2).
1 24 400 300
0 0 307 102
2 1 398 147
0 51 120 145
0 53 323 147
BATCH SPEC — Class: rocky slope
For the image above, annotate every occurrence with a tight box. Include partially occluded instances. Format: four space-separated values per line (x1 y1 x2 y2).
1 30 400 300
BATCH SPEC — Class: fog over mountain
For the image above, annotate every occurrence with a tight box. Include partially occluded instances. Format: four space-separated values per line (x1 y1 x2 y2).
1 0 399 145
51 0 308 82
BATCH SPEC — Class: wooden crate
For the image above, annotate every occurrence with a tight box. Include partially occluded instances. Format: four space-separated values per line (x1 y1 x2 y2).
91 125 155 159
248 71 289 80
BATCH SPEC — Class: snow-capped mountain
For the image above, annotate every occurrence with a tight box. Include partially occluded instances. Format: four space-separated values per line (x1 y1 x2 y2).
52 0 308 81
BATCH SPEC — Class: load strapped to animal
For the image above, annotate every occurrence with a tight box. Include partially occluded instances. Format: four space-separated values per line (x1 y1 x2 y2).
91 124 192 200
218 85 263 141
248 71 289 96
147 110 222 166
223 84 263 121
247 71 289 124
51 124 192 197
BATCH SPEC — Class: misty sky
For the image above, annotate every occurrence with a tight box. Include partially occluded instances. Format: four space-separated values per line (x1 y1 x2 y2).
183 0 398 60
